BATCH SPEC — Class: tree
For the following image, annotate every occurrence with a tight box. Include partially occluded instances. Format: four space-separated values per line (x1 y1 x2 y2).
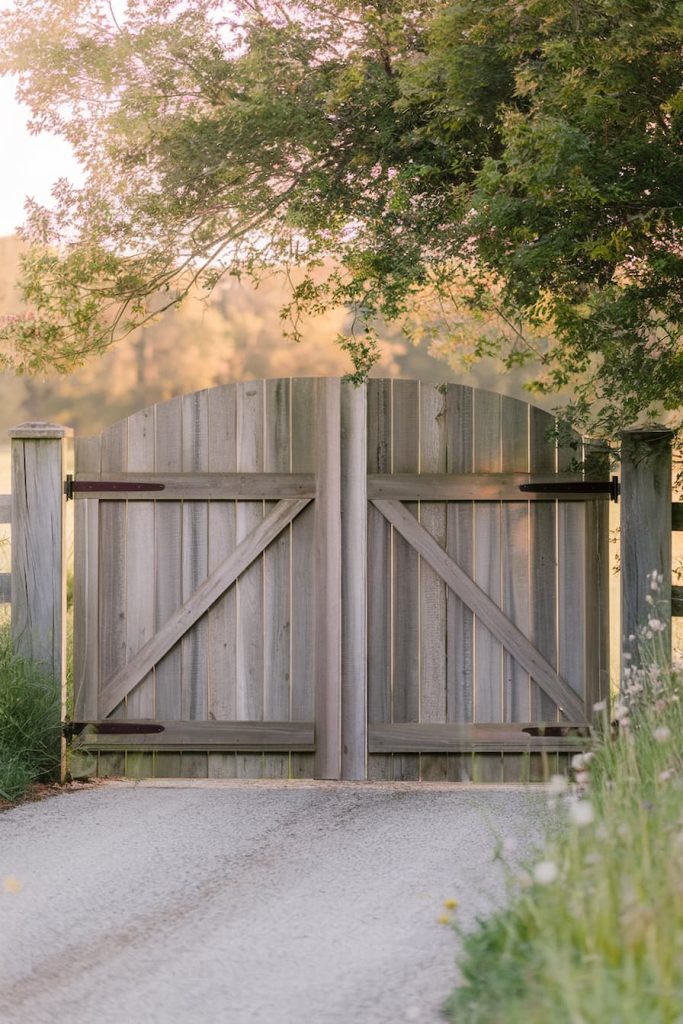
0 0 680 439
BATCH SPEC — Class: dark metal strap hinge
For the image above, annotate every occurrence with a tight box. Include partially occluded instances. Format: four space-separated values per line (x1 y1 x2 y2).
64 474 165 500
519 475 620 503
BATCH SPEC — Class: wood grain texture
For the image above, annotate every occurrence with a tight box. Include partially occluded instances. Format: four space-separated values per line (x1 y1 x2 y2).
181 390 210 722
0 495 11 524
207 384 237 779
366 379 393 781
369 723 586 753
290 378 317 779
366 473 591 500
73 436 101 720
373 499 585 722
340 381 367 780
154 397 183 722
391 380 420 781
98 419 128 719
98 498 311 718
314 377 342 780
529 407 558 721
76 720 315 750
264 378 291 779
73 472 315 499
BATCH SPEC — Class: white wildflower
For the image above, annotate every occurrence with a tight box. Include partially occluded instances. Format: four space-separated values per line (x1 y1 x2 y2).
572 753 588 771
548 774 568 795
569 800 595 828
654 726 671 744
533 861 559 885
658 769 675 782
628 634 636 643
646 594 654 605
575 770 590 787
613 703 630 722
648 618 666 633
593 699 607 713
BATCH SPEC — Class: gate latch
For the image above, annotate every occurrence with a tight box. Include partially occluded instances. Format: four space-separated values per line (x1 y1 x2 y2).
519 475 620 503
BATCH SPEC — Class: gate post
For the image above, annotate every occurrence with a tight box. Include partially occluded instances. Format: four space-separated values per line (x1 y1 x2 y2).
341 382 367 780
9 423 71 758
620 426 673 681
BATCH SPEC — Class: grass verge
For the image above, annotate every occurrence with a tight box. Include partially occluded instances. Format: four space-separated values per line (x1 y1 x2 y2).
446 625 683 1022
0 626 62 802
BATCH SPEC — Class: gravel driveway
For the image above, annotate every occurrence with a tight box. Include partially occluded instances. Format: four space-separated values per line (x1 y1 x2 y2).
0 780 547 1024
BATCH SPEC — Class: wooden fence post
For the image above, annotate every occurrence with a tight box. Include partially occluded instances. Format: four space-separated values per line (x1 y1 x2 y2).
620 426 673 681
9 423 71 757
341 381 367 780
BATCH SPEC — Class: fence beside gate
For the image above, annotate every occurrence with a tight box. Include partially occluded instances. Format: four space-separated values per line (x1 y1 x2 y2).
6 379 679 783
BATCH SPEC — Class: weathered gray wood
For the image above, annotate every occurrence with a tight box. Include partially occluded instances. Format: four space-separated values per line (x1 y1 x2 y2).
290 378 317 779
72 472 315 499
621 427 673 675
314 377 342 780
366 473 594 500
529 407 558 721
369 723 586 753
445 385 474 740
418 385 448 780
73 435 101 721
154 396 183 722
98 419 128 719
366 379 393 781
391 379 420 781
10 423 70 694
75 720 315 751
264 378 292 780
0 574 11 603
182 390 210 722
580 441 610 714
236 381 265 749
373 499 585 721
473 390 503 737
207 384 238 779
501 397 530 726
0 495 11 524
126 407 156 728
98 498 311 718
340 380 367 780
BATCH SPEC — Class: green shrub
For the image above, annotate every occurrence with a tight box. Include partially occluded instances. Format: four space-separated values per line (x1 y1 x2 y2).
0 629 61 802
446 598 683 1024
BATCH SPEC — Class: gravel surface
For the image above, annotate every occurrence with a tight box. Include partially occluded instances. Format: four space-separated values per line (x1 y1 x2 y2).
0 780 548 1024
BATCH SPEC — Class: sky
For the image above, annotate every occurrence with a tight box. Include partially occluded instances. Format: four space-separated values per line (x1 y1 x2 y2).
0 73 82 237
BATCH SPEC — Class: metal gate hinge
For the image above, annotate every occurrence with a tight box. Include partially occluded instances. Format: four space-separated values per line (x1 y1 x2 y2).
64 474 165 500
519 475 620 503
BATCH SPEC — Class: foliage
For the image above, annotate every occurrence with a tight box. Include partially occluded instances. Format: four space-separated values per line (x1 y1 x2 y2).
446 599 683 1023
0 627 61 801
0 1 681 437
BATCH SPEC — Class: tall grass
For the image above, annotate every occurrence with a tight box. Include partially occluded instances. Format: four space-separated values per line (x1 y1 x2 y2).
446 595 683 1023
0 627 61 802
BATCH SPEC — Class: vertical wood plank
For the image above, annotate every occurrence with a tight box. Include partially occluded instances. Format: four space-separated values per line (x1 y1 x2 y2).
445 384 474 782
98 420 128 719
264 378 291 779
530 407 558 722
290 377 316 779
419 384 447 781
584 442 610 712
392 379 420 781
125 407 156 779
501 397 530 782
366 379 393 781
207 384 237 779
73 435 101 721
236 380 265 777
125 408 156 720
182 391 210 725
154 396 183 763
341 380 367 780
314 377 342 780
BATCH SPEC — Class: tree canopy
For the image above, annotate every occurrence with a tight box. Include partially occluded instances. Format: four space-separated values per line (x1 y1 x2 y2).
0 0 681 438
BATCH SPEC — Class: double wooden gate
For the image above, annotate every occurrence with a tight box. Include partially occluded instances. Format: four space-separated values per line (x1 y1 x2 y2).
73 378 609 781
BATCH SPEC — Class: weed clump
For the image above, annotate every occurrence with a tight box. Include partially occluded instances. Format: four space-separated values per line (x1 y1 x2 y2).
0 629 61 802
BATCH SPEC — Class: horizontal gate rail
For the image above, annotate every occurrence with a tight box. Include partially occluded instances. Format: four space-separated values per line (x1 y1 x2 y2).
73 720 315 751
71 471 316 500
369 723 588 753
367 472 611 502
373 497 586 722
98 496 312 717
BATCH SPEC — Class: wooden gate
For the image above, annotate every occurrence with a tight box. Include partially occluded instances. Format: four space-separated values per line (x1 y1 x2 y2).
72 378 609 781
